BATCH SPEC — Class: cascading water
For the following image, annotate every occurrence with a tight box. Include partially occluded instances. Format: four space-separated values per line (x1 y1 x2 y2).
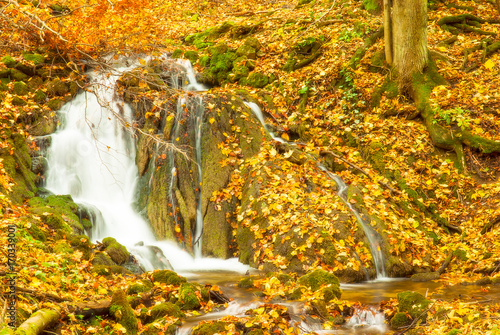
44 60 248 273
243 102 387 278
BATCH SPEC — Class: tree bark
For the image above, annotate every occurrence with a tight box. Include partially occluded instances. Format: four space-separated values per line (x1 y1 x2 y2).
15 309 60 335
384 0 393 65
392 0 428 86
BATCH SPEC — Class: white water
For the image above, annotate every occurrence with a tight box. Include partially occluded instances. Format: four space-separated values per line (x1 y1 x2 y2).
244 102 387 278
44 60 248 274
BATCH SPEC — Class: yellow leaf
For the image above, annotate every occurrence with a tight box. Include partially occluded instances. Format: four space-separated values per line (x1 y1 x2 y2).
139 58 147 66
209 117 215 124
484 59 495 70
281 133 289 141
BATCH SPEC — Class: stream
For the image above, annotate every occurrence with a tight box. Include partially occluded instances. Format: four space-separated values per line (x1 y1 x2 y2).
41 58 500 334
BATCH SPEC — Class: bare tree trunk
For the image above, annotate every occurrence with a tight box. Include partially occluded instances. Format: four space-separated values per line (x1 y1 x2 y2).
384 0 393 65
392 0 428 87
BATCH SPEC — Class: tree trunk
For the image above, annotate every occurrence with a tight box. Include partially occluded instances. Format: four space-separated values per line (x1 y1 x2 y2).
383 0 393 65
15 309 60 335
392 0 428 87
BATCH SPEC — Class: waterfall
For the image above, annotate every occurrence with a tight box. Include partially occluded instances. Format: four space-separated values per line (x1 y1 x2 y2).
44 60 248 273
244 102 387 278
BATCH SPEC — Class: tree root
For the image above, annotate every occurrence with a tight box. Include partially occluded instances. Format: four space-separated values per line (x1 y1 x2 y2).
437 14 499 36
481 216 500 234
462 39 500 71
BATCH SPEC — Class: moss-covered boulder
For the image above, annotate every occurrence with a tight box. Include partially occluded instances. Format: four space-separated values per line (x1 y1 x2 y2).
127 279 153 295
298 269 340 295
28 195 84 234
102 237 130 265
12 81 29 95
47 79 69 96
177 283 202 310
47 98 64 110
184 50 199 64
110 290 138 334
390 291 431 328
192 321 228 335
151 270 187 286
68 234 92 260
144 302 184 324
236 44 257 59
92 252 115 267
245 72 269 88
23 53 45 65
237 277 254 288
11 96 27 106
1 55 17 68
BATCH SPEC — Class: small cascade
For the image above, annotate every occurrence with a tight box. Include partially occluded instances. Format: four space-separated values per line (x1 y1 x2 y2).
346 306 386 333
244 102 387 278
192 96 204 258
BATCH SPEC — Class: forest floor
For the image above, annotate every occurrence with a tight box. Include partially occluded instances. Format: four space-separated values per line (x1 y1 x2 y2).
1 0 500 334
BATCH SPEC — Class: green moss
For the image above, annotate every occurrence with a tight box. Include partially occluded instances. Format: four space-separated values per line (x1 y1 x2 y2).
126 280 153 295
27 223 47 242
236 44 257 59
447 330 461 335
151 269 187 285
198 55 210 67
12 81 29 95
244 37 262 51
47 79 69 96
69 234 92 260
237 277 254 288
396 291 431 320
11 96 27 106
184 50 199 64
110 290 138 335
390 312 411 329
320 285 341 302
1 56 17 68
453 248 468 261
177 283 202 310
172 49 183 59
53 239 72 253
47 98 64 110
363 0 381 14
22 53 45 65
10 69 28 81
105 241 130 265
192 321 228 335
92 252 115 266
145 302 184 323
34 89 47 103
298 269 340 291
246 72 269 88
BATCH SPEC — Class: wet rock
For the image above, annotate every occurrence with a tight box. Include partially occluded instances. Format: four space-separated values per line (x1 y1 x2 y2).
126 279 153 295
110 290 138 334
390 291 431 328
102 237 130 265
151 270 186 286
298 269 341 298
144 302 184 324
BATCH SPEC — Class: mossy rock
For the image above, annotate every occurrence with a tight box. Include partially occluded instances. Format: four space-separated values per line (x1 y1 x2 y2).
127 279 153 295
10 69 28 81
11 96 27 106
172 49 183 59
34 90 47 104
245 72 269 88
103 239 130 265
177 283 202 310
209 43 229 56
27 223 47 242
145 302 184 323
184 51 199 64
192 321 228 335
47 98 64 110
396 291 431 320
244 37 262 51
52 239 72 253
236 44 257 59
298 269 340 291
411 272 441 282
390 311 411 329
47 79 69 96
92 252 115 267
12 81 29 95
69 234 92 260
151 269 187 285
320 285 341 302
23 53 45 65
237 277 254 288
198 55 211 67
2 55 17 68
286 287 304 300
110 290 138 335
